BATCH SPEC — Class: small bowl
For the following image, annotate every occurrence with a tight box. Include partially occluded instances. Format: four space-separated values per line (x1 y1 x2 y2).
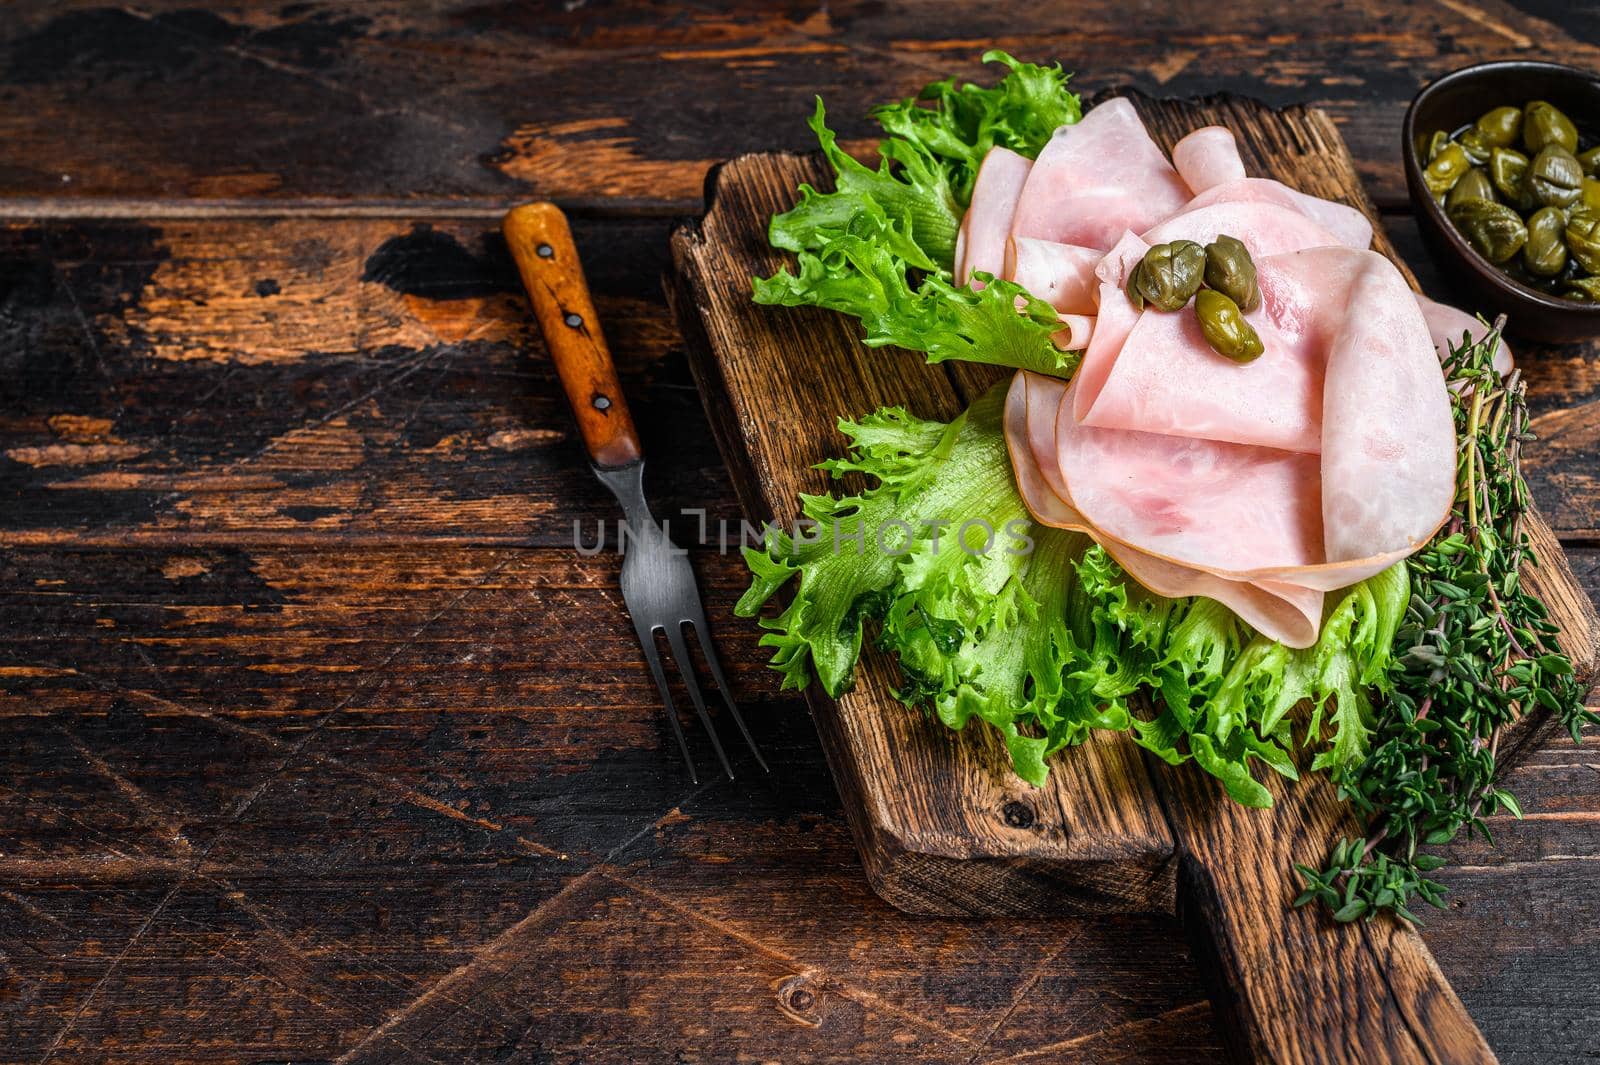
1403 60 1600 343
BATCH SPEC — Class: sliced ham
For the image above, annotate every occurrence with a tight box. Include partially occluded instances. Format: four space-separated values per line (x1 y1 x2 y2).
1004 248 1453 620
1141 200 1345 260
1052 313 1095 351
1004 372 1324 647
1057 379 1326 574
1073 281 1325 454
1416 294 1513 376
1006 237 1102 314
956 147 1033 285
1010 97 1191 250
1181 177 1373 250
1172 126 1247 194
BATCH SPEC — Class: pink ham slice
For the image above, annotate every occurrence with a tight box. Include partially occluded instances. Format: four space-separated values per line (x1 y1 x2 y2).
1141 199 1346 260
1056 380 1326 574
1416 294 1513 376
1006 247 1452 628
1181 178 1373 250
1052 313 1095 351
1010 97 1191 251
1172 126 1248 194
1004 372 1325 647
1006 237 1102 314
956 147 1032 285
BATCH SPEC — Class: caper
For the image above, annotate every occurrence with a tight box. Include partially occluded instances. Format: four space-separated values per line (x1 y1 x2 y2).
1455 129 1492 165
1446 167 1496 211
1489 147 1531 203
1448 197 1529 263
1566 276 1600 302
1523 100 1579 154
1202 234 1261 312
1423 130 1449 163
1581 145 1600 177
1195 289 1263 363
1522 207 1569 278
1423 142 1472 198
1474 106 1523 149
1134 239 1206 312
1566 211 1600 274
1581 177 1600 214
1125 259 1145 311
1527 145 1584 208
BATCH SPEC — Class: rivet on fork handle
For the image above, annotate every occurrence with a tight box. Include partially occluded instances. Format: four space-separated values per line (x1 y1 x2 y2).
503 202 642 469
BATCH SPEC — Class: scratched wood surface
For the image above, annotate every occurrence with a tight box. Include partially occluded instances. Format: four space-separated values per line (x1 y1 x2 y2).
1 3 1600 1064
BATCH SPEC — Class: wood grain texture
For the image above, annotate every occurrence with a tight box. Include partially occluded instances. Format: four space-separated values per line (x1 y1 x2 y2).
667 94 1600 1064
1 1 1598 214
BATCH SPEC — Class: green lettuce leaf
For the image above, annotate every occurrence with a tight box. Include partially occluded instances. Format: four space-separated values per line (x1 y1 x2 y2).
753 52 1081 377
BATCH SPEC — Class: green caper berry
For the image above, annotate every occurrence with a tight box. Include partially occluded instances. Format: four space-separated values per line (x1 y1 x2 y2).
1580 146 1600 177
1564 275 1600 302
1489 147 1531 204
1194 289 1264 363
1522 207 1568 278
1474 106 1523 149
1523 100 1579 154
1448 197 1529 263
1134 240 1206 312
1423 142 1472 198
1455 129 1491 165
1423 130 1449 163
1566 211 1600 275
1527 145 1584 208
1581 177 1600 214
1446 167 1496 211
1202 234 1261 312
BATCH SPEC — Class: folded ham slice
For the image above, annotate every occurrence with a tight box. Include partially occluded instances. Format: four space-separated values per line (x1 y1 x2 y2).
1010 97 1191 250
1006 237 1102 314
1172 126 1248 194
1004 247 1454 643
1141 199 1345 260
1181 178 1373 250
955 146 1033 285
1005 372 1325 647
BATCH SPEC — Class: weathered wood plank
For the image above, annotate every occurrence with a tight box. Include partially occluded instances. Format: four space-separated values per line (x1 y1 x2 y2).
1 1 1597 212
4 215 1599 547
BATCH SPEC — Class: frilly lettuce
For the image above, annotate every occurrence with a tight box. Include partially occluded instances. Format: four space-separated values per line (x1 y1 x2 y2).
738 383 1410 805
752 52 1080 377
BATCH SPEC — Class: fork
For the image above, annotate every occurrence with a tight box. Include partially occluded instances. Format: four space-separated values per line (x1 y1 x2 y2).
503 202 767 782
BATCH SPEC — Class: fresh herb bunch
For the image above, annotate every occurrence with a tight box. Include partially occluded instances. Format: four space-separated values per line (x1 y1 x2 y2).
752 52 1082 377
1295 324 1595 924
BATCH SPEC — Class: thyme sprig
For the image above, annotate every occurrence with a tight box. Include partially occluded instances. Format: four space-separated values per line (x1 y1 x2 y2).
1295 322 1596 924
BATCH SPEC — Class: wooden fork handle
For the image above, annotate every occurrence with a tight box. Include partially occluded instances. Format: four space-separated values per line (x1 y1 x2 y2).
504 202 642 468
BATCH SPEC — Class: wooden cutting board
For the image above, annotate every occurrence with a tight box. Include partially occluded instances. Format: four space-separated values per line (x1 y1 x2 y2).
668 92 1600 1065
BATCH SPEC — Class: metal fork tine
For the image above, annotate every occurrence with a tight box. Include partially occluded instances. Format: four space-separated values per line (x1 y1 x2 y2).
665 622 735 781
687 612 769 774
631 615 698 784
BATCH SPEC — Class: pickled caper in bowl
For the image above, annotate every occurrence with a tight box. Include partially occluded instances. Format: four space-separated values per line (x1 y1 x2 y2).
1417 92 1599 310
1448 198 1529 263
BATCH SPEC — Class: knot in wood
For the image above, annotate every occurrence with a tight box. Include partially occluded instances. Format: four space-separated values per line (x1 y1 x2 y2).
1002 800 1036 829
772 971 823 1028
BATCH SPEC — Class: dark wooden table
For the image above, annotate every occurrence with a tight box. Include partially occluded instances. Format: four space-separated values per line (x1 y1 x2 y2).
2 4 1598 1063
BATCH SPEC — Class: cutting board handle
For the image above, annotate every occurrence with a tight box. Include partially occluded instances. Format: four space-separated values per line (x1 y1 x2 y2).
504 202 642 469
1166 780 1498 1065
